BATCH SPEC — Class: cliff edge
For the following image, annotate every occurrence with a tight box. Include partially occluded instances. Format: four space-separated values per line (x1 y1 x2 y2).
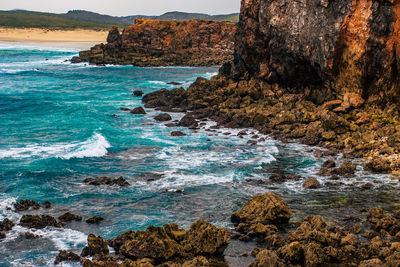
75 19 236 66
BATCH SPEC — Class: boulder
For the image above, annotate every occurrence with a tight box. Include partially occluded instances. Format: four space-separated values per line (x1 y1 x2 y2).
248 249 285 267
181 220 230 256
178 114 198 128
154 113 172 122
130 107 146 115
0 218 14 232
81 234 110 261
54 250 81 264
364 158 392 174
231 193 292 227
171 131 186 137
303 177 321 189
14 199 41 211
133 90 144 97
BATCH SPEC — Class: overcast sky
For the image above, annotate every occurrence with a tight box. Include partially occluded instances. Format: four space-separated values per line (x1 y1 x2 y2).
0 0 240 16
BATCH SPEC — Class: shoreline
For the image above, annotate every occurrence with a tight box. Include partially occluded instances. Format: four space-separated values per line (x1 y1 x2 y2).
0 27 107 45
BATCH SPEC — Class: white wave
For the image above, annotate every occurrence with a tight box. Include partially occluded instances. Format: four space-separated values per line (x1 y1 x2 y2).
0 133 111 160
149 80 167 85
0 42 79 52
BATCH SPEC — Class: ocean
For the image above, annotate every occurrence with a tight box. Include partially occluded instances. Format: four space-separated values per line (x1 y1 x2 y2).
0 42 398 266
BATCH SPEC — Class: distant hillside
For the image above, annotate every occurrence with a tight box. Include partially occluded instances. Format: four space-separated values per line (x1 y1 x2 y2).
0 10 125 29
0 10 239 30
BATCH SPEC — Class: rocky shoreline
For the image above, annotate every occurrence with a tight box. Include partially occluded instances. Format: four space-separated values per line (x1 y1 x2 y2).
73 19 236 67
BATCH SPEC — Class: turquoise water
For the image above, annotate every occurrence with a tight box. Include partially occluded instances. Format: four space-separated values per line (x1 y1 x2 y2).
1 42 396 266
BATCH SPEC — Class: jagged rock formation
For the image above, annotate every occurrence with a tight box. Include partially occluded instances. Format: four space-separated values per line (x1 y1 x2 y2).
226 0 400 105
142 0 400 173
75 19 236 66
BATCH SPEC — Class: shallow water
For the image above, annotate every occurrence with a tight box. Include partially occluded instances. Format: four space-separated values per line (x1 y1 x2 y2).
0 42 399 266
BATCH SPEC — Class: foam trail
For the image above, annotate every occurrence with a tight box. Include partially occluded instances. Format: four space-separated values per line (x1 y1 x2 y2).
0 133 110 160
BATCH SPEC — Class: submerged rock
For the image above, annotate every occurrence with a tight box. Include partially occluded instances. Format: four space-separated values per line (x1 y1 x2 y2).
133 90 144 97
14 199 41 211
171 131 186 137
83 176 130 187
86 216 104 224
58 212 82 222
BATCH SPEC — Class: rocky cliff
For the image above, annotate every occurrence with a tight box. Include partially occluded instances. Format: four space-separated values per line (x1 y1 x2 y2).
142 0 400 174
225 0 400 105
75 19 236 66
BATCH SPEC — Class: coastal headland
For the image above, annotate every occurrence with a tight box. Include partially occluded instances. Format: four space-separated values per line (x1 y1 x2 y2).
3 0 400 266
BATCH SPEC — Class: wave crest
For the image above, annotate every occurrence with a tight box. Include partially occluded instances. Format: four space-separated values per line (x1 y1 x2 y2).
0 133 110 160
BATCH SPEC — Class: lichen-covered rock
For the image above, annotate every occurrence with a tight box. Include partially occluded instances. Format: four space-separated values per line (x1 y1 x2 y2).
81 234 110 261
231 193 292 227
119 225 183 262
364 158 392 173
248 249 285 267
77 19 236 67
181 220 230 256
54 250 81 264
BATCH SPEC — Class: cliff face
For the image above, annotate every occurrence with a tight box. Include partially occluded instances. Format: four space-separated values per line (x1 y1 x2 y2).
77 19 236 66
227 0 400 104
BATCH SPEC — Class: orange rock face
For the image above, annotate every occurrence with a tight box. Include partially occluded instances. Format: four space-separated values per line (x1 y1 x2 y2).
78 19 236 67
228 0 400 105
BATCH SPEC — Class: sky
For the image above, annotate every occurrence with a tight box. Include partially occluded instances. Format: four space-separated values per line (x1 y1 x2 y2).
0 0 240 16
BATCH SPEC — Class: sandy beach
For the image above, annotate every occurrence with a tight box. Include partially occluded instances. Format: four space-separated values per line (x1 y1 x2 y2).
0 27 107 48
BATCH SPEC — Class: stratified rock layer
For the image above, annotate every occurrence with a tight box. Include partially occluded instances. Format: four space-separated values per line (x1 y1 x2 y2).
77 19 236 66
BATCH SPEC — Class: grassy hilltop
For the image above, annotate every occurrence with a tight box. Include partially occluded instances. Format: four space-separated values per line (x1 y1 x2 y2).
0 10 239 30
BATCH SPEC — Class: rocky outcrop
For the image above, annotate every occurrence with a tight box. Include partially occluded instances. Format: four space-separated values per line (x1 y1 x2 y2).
83 176 130 186
19 215 64 229
76 19 236 66
81 220 229 266
228 0 400 105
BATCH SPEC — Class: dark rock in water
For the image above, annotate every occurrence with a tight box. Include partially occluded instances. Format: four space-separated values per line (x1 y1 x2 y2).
25 232 40 239
0 218 14 232
20 215 63 229
269 174 286 183
83 176 130 187
133 90 144 97
165 123 178 127
167 82 182 85
171 131 186 137
231 193 292 227
58 212 82 222
331 163 357 177
119 107 131 111
364 158 392 174
142 87 189 111
130 107 146 114
43 201 51 209
247 140 257 146
14 199 41 211
154 113 172 122
0 232 5 239
81 234 109 261
178 114 198 128
76 20 236 67
70 56 82 64
303 177 321 189
322 159 336 169
86 216 104 224
135 172 165 182
54 250 81 265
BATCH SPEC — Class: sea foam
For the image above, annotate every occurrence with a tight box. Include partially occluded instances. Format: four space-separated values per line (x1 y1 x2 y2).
0 133 110 160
